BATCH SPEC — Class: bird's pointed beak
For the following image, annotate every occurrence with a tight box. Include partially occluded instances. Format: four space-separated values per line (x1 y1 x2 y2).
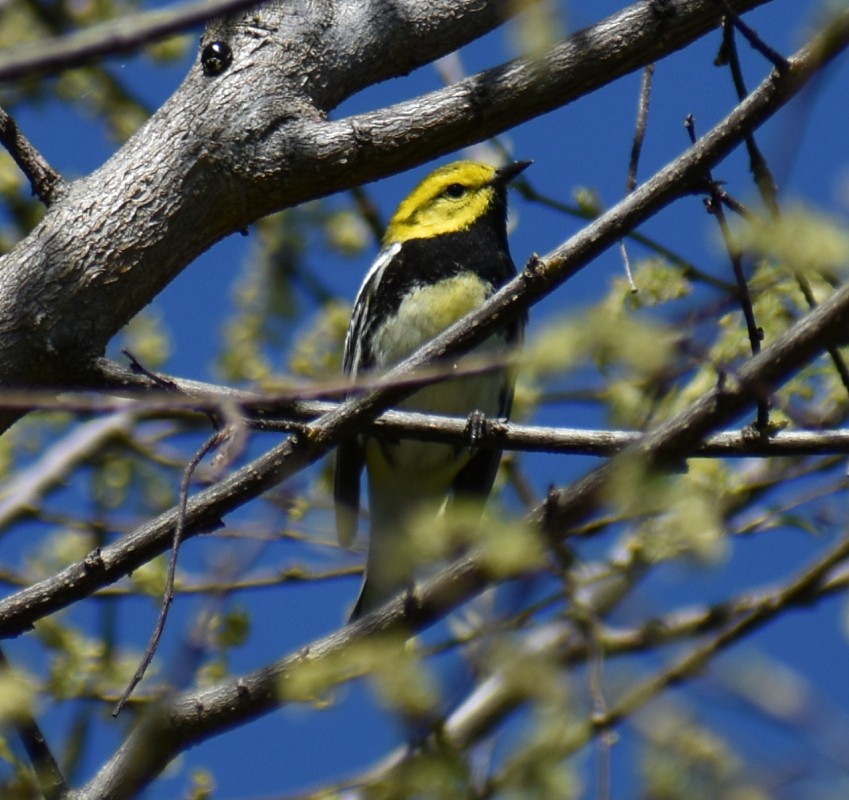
494 160 532 185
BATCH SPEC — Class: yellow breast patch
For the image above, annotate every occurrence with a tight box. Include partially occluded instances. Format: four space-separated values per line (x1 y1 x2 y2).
371 273 492 364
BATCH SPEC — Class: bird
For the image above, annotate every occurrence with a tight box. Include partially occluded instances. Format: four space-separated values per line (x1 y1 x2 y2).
334 159 529 620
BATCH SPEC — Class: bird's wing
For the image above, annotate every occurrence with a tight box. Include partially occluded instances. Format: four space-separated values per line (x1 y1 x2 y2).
334 243 401 547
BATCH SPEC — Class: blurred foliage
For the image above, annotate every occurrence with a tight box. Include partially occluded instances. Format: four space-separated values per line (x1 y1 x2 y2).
288 300 350 380
0 735 41 799
3 177 849 796
508 0 565 58
367 748 475 800
114 308 173 371
0 2 848 797
218 204 363 384
638 707 760 800
34 615 139 702
185 768 216 800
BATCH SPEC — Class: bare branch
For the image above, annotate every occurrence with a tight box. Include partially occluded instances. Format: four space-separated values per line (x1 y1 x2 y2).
0 0 775 435
0 0 265 83
0 106 64 204
1 10 846 646
5 380 849 469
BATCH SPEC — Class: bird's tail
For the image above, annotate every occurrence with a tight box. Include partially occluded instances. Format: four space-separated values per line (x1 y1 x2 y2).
350 479 453 621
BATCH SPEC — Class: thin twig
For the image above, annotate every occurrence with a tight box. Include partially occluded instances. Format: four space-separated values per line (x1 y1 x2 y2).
719 18 849 401
718 18 780 212
617 240 637 293
714 0 790 71
0 106 64 204
112 429 228 716
627 64 655 193
712 186 750 218
123 349 180 391
0 0 264 83
619 63 656 292
685 113 769 430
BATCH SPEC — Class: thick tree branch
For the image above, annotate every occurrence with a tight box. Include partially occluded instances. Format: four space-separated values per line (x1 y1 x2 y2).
0 15 841 796
1 6 845 641
0 0 771 433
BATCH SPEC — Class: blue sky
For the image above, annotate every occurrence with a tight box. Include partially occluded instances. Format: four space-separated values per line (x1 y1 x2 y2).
3 1 849 797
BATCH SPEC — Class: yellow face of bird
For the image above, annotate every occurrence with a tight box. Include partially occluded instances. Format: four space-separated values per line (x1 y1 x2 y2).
382 161 502 245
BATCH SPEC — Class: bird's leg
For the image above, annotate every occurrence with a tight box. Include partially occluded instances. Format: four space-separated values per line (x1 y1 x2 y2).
464 408 489 449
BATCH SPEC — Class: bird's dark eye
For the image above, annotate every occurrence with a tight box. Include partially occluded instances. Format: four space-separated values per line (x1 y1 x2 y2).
201 41 232 77
444 183 467 199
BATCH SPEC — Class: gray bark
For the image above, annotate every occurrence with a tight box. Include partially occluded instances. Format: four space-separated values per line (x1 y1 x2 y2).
0 0 769 433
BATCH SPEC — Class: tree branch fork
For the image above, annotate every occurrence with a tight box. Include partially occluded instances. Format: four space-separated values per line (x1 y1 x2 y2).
1 0 846 686
0 17 848 797
0 0 772 431
3 1 849 796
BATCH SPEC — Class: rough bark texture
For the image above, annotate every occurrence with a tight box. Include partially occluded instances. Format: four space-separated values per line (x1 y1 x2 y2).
9 1 848 797
0 0 769 434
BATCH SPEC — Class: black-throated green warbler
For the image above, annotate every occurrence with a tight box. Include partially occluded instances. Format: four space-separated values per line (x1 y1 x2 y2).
335 160 529 620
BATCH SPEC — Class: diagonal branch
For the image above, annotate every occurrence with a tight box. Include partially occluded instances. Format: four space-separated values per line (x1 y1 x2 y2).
0 106 64 203
2 16 845 797
2 7 846 643
0 0 775 436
